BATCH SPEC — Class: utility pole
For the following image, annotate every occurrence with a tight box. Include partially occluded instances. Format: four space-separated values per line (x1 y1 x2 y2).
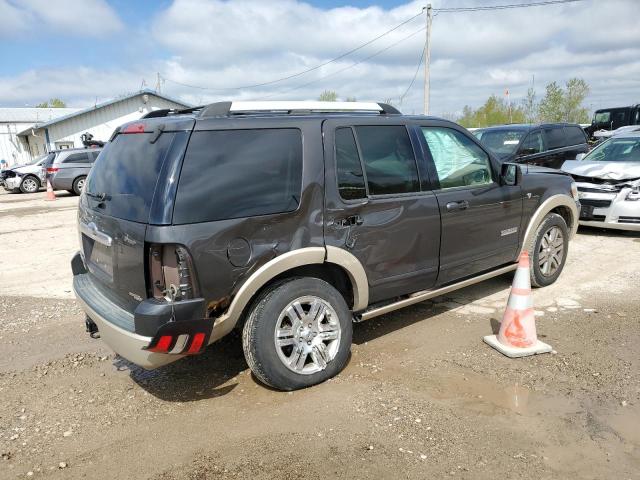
423 4 432 115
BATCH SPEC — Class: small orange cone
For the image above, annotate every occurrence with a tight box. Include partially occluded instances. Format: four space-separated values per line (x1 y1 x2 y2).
483 251 552 358
45 178 56 201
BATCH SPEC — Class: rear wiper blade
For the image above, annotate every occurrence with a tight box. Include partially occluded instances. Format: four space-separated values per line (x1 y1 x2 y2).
85 191 109 202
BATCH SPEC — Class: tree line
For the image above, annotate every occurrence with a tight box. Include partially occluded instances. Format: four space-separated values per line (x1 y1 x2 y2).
457 78 590 128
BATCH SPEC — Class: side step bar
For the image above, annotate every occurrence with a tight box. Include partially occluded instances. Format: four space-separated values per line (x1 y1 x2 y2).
356 263 518 322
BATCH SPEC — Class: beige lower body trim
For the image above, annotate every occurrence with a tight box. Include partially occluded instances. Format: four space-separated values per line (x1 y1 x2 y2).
325 246 369 311
521 194 579 253
359 263 517 322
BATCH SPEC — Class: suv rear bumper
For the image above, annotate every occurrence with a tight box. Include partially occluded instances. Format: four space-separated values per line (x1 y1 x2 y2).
73 271 184 370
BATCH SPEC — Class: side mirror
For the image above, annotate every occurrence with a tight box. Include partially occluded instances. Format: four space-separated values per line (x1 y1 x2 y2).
575 153 586 161
500 163 521 186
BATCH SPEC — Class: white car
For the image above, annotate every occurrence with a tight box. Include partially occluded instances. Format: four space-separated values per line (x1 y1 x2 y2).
562 132 640 231
1 156 47 194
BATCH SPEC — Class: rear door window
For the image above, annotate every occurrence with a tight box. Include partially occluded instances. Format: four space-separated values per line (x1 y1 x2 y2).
335 128 366 200
63 152 90 164
520 130 544 155
353 126 419 195
542 127 565 149
173 129 303 224
564 126 587 146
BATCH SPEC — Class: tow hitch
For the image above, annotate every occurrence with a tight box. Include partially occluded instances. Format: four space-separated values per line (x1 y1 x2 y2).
85 316 100 338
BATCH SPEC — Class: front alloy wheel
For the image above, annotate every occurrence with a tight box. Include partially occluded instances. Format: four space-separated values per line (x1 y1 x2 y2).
20 176 39 194
538 225 565 276
529 213 569 287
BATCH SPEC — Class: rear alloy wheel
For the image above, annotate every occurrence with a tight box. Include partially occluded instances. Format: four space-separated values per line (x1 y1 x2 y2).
19 176 40 194
243 277 352 390
529 213 569 287
72 176 86 195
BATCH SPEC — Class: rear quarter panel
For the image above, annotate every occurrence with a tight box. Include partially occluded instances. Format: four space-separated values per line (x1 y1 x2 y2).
145 118 325 316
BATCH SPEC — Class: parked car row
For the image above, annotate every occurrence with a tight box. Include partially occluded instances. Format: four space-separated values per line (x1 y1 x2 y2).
474 122 639 232
1 147 101 195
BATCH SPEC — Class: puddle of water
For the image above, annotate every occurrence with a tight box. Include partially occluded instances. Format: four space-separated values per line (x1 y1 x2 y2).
427 373 576 417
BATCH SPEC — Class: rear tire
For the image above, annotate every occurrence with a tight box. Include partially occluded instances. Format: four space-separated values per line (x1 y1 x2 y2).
242 277 352 391
19 175 40 194
72 176 86 195
528 213 569 287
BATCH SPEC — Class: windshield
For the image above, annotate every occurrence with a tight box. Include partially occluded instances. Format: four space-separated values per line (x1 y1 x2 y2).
583 137 640 162
29 154 46 165
473 129 526 156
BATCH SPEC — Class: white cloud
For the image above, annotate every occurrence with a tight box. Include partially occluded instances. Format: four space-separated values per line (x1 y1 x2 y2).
0 0 123 38
1 0 639 118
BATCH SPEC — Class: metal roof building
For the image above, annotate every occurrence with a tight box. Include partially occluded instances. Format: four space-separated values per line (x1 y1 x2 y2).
15 90 189 161
0 107 79 166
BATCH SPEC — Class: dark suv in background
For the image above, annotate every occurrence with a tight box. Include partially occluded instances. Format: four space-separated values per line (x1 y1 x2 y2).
72 101 580 391
473 123 588 169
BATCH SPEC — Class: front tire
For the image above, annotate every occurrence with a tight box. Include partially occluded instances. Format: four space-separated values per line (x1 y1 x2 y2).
242 277 352 391
528 213 569 287
20 175 40 194
72 176 86 195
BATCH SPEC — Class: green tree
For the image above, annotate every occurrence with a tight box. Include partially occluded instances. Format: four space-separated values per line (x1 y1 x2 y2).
538 78 590 123
564 78 590 123
538 82 564 122
522 87 538 123
35 98 67 108
318 90 338 102
457 95 525 128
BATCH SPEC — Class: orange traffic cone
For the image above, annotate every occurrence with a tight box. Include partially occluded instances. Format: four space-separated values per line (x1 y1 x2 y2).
45 178 56 201
483 251 552 358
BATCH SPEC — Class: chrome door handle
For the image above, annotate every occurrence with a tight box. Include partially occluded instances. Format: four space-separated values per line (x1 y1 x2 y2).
446 200 469 212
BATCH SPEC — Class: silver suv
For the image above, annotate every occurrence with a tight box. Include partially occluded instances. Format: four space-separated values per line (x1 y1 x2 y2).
44 148 102 195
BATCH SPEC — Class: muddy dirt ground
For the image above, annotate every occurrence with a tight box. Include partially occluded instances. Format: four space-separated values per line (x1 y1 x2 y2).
1 189 639 479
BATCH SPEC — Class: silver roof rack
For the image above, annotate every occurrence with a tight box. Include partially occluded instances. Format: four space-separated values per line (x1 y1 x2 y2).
200 101 401 117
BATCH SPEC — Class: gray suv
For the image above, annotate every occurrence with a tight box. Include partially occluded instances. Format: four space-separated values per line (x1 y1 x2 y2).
72 101 580 390
44 147 102 195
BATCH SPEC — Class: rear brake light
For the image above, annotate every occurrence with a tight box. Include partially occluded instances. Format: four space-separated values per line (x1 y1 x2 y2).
187 333 205 354
147 244 198 301
47 167 59 173
121 123 146 134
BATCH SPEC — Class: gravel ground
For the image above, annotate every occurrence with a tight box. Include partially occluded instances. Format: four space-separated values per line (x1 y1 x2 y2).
0 189 639 480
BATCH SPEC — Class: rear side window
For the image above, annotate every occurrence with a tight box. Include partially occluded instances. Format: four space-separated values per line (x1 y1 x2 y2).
173 129 302 224
564 126 587 145
335 128 366 200
542 127 565 149
354 126 419 195
63 152 90 163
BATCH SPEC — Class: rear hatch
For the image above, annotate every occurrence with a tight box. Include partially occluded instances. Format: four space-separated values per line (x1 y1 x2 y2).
78 117 194 321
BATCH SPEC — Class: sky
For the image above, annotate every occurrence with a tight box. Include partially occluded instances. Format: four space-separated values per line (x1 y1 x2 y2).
0 0 638 117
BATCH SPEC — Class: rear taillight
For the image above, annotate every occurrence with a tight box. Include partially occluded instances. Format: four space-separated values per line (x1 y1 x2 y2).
46 167 59 173
147 244 198 301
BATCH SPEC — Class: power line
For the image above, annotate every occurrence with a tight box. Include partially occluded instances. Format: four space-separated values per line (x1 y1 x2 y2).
399 38 427 105
161 8 426 92
434 0 584 13
257 26 426 100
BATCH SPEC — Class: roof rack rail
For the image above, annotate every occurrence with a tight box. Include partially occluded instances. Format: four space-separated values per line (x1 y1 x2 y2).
140 105 205 119
199 101 401 118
